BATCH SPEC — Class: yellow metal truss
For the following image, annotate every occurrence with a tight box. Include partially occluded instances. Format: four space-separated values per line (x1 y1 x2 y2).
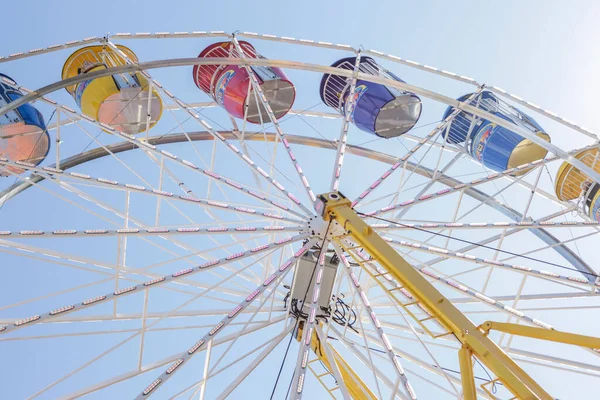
296 322 377 400
316 191 600 400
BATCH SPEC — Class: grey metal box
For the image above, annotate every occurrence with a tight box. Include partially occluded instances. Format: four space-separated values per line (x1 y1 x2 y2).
290 248 338 314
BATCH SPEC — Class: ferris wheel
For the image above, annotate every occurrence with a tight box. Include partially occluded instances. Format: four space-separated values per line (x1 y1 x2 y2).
0 31 599 400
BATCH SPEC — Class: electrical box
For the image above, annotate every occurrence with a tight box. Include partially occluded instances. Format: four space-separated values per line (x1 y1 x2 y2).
290 248 338 316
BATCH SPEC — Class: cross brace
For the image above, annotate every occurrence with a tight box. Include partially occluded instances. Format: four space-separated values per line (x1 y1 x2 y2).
317 192 552 400
296 322 377 400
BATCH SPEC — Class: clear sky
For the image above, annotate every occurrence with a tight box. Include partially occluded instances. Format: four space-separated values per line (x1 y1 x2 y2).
1 1 600 399
2 0 599 133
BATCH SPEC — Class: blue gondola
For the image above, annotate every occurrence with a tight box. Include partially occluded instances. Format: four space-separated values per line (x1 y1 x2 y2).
320 57 422 138
0 74 48 176
442 90 550 174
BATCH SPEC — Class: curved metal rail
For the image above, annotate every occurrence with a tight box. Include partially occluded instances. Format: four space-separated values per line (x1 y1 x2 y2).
1 131 592 279
0 56 599 186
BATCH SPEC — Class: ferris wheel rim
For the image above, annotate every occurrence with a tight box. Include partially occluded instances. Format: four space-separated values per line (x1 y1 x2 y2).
2 54 600 189
0 32 599 400
0 129 594 281
0 31 595 138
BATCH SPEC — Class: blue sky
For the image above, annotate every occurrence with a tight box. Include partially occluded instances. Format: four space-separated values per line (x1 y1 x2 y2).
2 0 599 133
1 1 600 399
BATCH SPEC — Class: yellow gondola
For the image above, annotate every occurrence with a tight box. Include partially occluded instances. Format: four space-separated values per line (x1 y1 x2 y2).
555 148 600 221
62 45 162 134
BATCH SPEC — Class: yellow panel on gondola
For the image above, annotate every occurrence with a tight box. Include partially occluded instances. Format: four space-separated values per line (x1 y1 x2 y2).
555 148 600 221
508 132 551 175
62 45 162 134
555 148 600 201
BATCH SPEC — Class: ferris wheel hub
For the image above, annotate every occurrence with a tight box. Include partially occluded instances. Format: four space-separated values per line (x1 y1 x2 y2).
306 213 344 239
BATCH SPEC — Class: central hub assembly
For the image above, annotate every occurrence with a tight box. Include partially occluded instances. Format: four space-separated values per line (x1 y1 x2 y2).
286 192 355 324
305 192 351 240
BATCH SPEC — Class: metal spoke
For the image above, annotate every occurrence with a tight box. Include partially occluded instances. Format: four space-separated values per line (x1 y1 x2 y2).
1 29 599 400
360 142 600 219
291 236 332 399
330 51 361 192
372 220 600 231
4 172 282 294
353 90 482 207
0 158 305 224
334 245 416 399
231 36 317 207
214 324 294 400
60 315 287 399
2 224 303 239
0 234 308 334
385 237 597 290
106 41 314 217
134 239 316 398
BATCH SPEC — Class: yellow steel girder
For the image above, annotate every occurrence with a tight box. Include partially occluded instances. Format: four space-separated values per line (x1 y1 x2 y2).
481 321 600 349
458 346 477 400
317 191 552 400
295 322 377 400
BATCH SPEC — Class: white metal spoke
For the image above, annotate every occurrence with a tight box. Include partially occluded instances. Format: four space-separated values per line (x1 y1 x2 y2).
421 208 575 270
313 325 352 400
382 296 459 396
291 237 331 399
384 237 597 290
214 324 294 400
170 323 291 399
0 315 279 343
0 276 113 312
231 36 317 206
346 241 558 334
330 51 361 192
372 220 600 231
0 201 277 300
0 158 305 224
59 116 279 251
334 246 416 399
393 152 462 220
8 172 282 294
54 104 305 219
353 90 481 207
360 142 600 218
362 162 540 217
198 338 213 400
1 29 599 400
30 272 257 399
2 224 303 239
134 239 316 398
0 307 283 328
509 348 600 376
60 315 287 400
497 229 600 265
3 247 284 331
0 234 308 334
106 40 313 217
400 254 559 330
328 325 421 400
137 288 150 371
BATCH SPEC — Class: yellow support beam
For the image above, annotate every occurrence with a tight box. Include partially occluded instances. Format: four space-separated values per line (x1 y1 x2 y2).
296 323 377 400
318 192 552 400
458 346 477 400
481 321 600 349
